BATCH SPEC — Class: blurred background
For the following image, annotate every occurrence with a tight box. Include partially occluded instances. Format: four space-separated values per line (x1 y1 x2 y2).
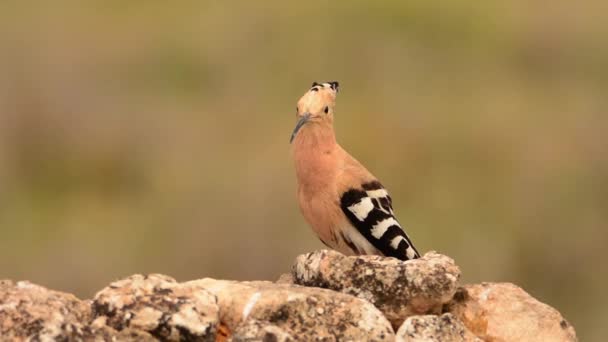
0 1 606 339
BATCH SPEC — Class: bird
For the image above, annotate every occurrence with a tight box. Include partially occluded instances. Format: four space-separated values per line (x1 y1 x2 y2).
290 81 420 261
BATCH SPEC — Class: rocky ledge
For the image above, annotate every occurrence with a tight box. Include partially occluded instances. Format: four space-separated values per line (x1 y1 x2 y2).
0 251 577 341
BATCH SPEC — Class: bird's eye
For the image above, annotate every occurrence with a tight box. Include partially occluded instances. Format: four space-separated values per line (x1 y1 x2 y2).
324 106 329 114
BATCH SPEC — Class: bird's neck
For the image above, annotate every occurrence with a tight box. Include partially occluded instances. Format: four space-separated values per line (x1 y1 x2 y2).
293 121 337 150
292 122 340 191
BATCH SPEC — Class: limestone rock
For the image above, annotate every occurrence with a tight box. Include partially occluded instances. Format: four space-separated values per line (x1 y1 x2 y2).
229 320 293 342
291 250 460 327
0 279 91 341
396 313 481 342
275 273 294 285
85 317 158 341
446 283 577 342
92 274 219 341
1 254 579 342
191 278 395 341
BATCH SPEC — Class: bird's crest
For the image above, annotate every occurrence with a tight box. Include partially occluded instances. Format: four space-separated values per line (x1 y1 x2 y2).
296 81 339 117
310 81 339 92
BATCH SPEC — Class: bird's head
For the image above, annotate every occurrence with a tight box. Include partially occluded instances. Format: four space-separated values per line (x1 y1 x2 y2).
290 81 339 143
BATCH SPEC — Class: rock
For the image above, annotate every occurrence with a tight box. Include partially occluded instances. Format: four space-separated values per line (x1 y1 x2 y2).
86 317 158 342
229 320 293 342
0 279 92 341
0 253 579 342
0 279 157 342
443 287 487 338
92 274 219 341
446 283 578 342
190 278 395 341
275 273 294 285
291 250 460 327
395 313 481 342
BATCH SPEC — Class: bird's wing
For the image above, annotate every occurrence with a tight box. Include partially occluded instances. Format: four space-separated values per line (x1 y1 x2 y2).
339 181 420 260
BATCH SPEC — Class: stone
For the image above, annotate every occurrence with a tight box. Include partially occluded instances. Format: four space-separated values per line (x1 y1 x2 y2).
229 320 293 342
395 313 481 342
275 273 294 285
92 274 219 341
291 250 460 327
86 316 157 342
0 279 91 341
0 253 579 342
446 283 578 341
190 278 395 341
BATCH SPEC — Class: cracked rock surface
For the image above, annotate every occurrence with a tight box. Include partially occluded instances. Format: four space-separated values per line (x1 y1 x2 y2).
0 251 577 342
395 313 481 342
193 278 395 341
0 279 156 341
92 274 219 341
229 319 294 342
445 283 578 342
291 250 460 327
0 280 91 341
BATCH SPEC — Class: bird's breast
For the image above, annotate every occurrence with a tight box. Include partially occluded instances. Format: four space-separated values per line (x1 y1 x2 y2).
296 186 344 247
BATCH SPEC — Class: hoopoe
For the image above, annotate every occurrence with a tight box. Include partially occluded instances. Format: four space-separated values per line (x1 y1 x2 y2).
290 81 420 261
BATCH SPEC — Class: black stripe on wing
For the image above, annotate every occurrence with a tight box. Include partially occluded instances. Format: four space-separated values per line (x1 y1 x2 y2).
340 181 420 260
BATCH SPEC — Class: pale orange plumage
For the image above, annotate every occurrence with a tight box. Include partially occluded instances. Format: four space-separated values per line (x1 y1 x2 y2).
290 82 420 260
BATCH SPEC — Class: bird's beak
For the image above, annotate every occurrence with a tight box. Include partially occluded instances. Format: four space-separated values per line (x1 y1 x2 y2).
290 113 310 143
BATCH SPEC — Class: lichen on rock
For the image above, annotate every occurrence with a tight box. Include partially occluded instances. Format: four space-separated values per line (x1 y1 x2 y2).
191 278 395 341
92 274 219 341
0 279 91 341
445 283 578 342
229 319 294 342
0 250 577 342
396 313 481 342
291 250 460 328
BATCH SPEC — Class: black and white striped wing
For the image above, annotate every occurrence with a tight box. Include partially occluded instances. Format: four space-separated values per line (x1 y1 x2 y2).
340 181 420 260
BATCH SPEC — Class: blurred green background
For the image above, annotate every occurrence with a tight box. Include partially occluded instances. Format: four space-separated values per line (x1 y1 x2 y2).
1 1 606 340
